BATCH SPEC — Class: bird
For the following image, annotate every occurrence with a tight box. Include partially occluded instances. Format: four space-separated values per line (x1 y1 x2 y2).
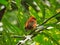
25 16 37 30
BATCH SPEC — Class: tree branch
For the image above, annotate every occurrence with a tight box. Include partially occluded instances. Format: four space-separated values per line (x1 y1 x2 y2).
41 12 60 25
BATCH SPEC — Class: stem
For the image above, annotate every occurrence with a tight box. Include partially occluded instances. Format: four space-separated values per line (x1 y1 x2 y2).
41 12 60 25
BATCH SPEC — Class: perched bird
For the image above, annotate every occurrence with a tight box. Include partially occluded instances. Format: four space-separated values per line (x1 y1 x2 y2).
25 16 37 30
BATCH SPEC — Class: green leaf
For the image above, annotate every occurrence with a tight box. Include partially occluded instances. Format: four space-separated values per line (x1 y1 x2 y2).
0 0 8 6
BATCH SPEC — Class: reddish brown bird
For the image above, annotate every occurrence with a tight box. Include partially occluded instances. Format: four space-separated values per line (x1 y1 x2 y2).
25 16 37 30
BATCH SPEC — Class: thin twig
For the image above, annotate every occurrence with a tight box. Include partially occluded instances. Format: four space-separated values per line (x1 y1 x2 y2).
41 12 60 25
11 35 25 39
0 34 25 39
31 26 48 38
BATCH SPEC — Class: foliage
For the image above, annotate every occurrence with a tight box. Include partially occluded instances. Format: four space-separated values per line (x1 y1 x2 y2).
0 0 60 45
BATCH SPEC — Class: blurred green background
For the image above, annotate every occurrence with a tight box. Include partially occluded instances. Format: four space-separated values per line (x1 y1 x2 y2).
0 0 60 45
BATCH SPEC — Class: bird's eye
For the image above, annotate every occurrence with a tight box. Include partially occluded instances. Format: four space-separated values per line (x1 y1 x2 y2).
32 18 36 20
